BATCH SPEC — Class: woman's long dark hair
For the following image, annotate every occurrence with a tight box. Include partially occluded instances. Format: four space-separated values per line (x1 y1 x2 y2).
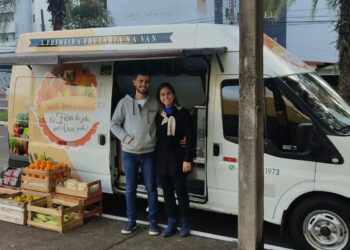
156 82 179 107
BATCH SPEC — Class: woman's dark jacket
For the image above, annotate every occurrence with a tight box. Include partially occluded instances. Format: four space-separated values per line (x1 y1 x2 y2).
155 106 194 176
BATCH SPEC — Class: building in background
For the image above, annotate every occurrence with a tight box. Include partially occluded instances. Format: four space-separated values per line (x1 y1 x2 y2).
0 0 52 97
0 0 339 96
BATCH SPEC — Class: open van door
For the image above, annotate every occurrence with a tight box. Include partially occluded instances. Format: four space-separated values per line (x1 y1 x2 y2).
8 63 114 193
207 74 240 213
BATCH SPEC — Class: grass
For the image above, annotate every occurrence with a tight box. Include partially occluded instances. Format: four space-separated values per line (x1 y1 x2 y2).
0 109 8 121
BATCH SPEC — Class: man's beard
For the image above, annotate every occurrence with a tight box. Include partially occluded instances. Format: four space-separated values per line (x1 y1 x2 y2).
136 88 148 95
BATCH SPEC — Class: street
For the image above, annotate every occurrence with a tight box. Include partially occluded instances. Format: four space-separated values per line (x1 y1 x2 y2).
0 126 295 249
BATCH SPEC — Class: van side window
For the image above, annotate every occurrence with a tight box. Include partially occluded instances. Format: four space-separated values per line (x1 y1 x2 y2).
265 79 312 153
221 80 239 142
221 79 313 152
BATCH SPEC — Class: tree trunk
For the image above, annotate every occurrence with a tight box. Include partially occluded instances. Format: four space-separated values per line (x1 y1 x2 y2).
337 0 350 103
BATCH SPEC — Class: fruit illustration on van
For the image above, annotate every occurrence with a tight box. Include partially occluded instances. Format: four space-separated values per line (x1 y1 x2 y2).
34 64 99 147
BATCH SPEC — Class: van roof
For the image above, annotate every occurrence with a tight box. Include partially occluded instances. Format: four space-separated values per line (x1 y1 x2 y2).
0 24 232 65
0 23 311 75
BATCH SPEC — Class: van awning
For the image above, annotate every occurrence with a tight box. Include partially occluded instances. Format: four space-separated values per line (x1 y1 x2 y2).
0 47 227 65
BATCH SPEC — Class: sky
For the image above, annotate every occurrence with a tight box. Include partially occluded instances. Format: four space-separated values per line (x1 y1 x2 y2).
286 0 338 63
107 0 337 63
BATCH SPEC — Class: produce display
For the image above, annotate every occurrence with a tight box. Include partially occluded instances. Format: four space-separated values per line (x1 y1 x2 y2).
21 155 70 193
57 179 98 192
13 112 28 138
0 191 44 225
9 112 29 156
24 159 69 181
0 168 21 187
32 212 75 225
11 194 41 203
27 195 84 233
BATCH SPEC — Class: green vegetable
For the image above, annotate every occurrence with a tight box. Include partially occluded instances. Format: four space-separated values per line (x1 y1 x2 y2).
9 137 18 150
39 152 46 160
46 215 57 221
46 219 59 225
33 218 43 223
15 113 28 128
35 213 48 221
23 128 29 138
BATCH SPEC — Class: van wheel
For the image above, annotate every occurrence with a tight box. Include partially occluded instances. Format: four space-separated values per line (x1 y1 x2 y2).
290 196 350 250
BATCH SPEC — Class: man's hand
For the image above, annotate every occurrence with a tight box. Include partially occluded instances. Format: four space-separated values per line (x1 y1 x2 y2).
182 161 191 173
128 139 134 144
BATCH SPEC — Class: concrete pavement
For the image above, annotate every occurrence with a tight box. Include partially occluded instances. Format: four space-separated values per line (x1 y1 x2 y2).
0 216 237 250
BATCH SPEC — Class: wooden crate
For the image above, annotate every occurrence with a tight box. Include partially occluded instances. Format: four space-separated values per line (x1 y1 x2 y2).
0 190 46 225
0 186 20 195
55 180 102 198
52 193 102 220
27 195 83 233
21 168 69 193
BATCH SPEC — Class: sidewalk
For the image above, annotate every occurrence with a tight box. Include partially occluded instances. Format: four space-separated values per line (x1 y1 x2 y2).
0 216 236 250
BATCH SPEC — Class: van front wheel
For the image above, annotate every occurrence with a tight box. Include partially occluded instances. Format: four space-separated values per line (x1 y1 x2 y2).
290 196 350 250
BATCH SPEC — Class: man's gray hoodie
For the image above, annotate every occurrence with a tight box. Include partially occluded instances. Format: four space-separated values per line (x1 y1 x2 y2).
111 94 159 154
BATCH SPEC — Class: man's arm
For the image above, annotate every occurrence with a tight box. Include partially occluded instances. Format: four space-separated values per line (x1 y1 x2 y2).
110 100 133 144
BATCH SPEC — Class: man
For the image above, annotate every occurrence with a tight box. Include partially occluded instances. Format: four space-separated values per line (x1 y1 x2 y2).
111 72 160 235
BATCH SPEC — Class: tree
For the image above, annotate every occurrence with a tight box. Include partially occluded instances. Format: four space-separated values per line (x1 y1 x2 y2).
47 0 69 30
0 0 16 41
263 0 296 20
265 0 350 103
312 0 350 103
64 0 114 29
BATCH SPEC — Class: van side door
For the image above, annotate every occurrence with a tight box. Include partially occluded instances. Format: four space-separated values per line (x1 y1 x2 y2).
29 63 113 192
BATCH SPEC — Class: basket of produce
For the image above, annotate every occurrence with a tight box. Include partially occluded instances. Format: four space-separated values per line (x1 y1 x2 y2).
21 159 70 193
27 194 83 233
0 190 45 225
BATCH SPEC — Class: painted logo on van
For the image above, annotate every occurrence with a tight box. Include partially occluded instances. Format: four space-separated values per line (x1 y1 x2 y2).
29 33 173 47
35 64 99 147
263 35 310 70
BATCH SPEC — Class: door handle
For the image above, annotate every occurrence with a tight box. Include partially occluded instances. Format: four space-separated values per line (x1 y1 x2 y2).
99 134 106 146
213 143 220 156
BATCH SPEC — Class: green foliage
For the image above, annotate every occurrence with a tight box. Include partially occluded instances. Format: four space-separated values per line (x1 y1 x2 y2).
0 110 7 121
64 0 114 29
15 112 28 128
0 0 16 41
263 0 295 21
22 127 29 138
9 136 18 150
47 0 69 30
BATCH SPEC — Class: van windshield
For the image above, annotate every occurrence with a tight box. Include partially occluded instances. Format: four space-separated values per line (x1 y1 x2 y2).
281 73 350 135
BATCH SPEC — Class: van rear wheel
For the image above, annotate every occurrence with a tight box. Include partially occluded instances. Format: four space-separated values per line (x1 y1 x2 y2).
290 196 350 250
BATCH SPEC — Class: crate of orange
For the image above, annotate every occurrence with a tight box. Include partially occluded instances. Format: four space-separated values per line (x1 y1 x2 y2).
21 160 70 193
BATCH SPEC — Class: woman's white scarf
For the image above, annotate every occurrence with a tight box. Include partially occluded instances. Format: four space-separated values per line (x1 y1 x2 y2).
160 110 176 136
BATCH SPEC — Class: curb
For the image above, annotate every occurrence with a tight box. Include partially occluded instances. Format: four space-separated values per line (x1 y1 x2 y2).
0 121 8 126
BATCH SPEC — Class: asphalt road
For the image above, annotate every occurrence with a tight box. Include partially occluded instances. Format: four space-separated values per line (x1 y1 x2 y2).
102 194 296 249
0 127 295 249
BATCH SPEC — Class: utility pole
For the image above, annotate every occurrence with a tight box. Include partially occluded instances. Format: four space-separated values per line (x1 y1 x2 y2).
238 0 264 249
40 9 46 32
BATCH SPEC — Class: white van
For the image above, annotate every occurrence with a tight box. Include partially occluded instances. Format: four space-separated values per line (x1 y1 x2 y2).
1 24 350 250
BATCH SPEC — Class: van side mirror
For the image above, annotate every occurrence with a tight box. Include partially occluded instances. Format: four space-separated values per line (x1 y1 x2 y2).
296 123 313 152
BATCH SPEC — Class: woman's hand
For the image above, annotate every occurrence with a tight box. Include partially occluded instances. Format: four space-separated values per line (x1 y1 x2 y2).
182 161 192 173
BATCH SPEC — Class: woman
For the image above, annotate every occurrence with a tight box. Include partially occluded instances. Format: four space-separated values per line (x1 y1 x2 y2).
155 82 194 237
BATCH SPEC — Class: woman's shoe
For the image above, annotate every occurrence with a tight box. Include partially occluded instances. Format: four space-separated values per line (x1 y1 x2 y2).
180 218 190 237
163 218 177 237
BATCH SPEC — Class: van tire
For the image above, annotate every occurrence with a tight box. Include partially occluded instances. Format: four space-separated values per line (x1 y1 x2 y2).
290 195 350 250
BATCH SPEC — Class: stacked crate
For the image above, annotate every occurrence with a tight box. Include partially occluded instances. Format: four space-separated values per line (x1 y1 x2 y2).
54 180 103 220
